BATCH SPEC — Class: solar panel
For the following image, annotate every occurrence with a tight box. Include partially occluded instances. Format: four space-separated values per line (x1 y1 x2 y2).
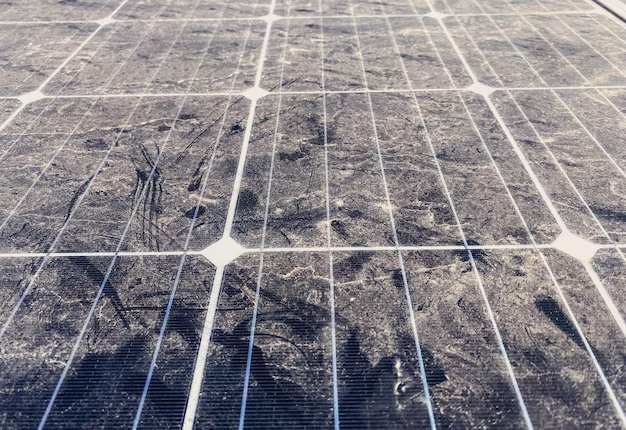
1 0 626 428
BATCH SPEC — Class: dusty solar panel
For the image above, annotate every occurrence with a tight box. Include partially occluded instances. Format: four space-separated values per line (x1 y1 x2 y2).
1 0 626 428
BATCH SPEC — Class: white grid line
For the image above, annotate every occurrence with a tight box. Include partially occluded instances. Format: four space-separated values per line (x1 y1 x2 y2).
237 6 291 429
0 9 612 25
182 263 224 429
3 242 626 259
459 87 626 426
182 0 278 426
5 85 626 103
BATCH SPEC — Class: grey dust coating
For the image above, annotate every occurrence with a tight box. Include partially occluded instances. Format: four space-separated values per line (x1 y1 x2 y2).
1 0 626 428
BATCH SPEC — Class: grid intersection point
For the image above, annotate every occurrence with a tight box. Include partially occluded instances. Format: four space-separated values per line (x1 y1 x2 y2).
466 82 495 96
199 236 247 266
241 86 269 100
425 11 448 20
552 231 601 262
95 17 117 26
17 90 45 104
260 13 281 23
